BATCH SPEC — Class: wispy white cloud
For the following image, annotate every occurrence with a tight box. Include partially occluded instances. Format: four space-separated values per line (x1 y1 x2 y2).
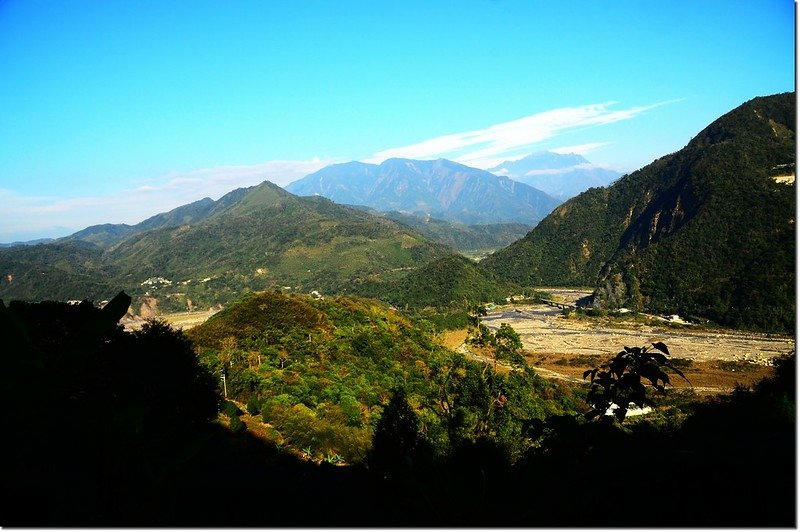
365 101 667 169
1 100 675 242
551 142 610 155
0 157 335 243
520 163 603 177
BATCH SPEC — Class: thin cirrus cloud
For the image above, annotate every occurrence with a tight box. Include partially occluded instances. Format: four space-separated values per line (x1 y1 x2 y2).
135 157 336 194
550 142 610 155
365 101 666 169
2 100 670 242
0 158 336 242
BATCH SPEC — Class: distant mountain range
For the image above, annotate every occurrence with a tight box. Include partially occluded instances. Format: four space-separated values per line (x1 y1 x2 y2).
482 92 795 332
0 238 56 248
0 182 453 313
351 208 532 254
286 157 561 225
2 93 794 333
488 152 622 200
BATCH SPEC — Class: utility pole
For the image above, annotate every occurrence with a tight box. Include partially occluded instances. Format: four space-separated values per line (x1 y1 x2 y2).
221 372 228 399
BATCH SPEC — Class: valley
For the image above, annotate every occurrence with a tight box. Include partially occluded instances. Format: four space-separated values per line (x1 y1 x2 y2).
122 307 221 331
144 286 792 394
2 3 794 526
470 289 792 392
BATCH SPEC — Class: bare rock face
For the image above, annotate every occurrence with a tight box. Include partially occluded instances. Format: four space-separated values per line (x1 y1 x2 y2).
483 92 796 332
139 297 159 319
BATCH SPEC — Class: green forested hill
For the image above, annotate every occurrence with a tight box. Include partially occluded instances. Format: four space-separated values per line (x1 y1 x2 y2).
378 211 532 253
482 92 795 331
59 191 252 249
597 92 796 330
0 181 453 310
479 185 622 286
104 182 451 293
365 253 515 310
0 241 118 302
187 291 578 464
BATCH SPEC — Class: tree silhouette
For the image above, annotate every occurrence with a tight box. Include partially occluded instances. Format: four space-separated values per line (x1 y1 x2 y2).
367 389 422 478
583 342 690 421
1 291 222 525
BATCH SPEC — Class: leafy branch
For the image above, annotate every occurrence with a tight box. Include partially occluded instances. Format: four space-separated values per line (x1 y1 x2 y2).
583 342 691 422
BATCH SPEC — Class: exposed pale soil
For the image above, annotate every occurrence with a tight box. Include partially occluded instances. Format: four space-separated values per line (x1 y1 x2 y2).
446 289 794 393
125 289 792 394
122 307 221 331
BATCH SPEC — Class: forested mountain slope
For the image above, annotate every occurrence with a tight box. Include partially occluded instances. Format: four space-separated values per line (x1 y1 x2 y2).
0 240 118 302
0 181 452 311
482 92 795 331
59 188 254 248
351 208 532 253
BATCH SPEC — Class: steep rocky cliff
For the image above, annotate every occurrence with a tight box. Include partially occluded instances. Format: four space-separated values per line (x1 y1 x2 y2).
482 92 795 331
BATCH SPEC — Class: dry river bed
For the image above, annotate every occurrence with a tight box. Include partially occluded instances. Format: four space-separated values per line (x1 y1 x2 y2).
122 307 221 331
124 290 793 394
472 290 795 394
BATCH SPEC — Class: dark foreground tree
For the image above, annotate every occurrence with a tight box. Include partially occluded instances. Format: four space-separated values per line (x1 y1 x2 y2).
583 342 690 421
1 292 221 526
367 389 423 477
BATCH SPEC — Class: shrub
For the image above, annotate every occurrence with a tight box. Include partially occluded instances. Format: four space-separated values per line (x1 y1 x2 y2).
268 403 371 464
222 400 242 419
228 414 246 434
246 396 261 416
261 393 294 422
339 394 363 427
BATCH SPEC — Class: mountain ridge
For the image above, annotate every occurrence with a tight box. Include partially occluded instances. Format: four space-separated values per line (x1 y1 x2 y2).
0 181 454 312
481 92 795 332
286 157 561 225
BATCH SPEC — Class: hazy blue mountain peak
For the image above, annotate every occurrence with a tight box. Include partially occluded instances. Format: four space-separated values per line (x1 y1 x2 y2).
488 151 621 200
286 157 561 225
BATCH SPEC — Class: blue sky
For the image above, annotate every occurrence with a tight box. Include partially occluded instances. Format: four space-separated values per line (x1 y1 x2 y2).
0 0 794 242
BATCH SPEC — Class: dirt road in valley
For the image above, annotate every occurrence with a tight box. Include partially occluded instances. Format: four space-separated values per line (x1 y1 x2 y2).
475 289 795 392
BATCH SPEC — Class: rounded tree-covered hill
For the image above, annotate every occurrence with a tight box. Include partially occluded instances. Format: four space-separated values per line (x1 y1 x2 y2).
186 290 579 464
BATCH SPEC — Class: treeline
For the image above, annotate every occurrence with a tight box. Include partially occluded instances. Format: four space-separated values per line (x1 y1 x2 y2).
187 291 579 464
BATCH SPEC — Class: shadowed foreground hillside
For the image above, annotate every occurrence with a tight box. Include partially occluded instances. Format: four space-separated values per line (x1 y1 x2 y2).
2 293 794 526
